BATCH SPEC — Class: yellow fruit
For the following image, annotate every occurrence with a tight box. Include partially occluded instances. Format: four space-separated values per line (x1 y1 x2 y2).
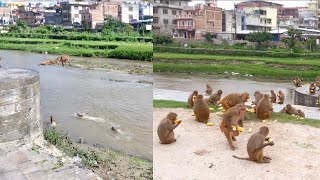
237 126 244 132
209 108 213 110
207 122 214 126
268 138 273 143
175 119 182 124
218 107 223 110
262 120 266 123
191 113 195 116
248 128 253 133
215 112 223 115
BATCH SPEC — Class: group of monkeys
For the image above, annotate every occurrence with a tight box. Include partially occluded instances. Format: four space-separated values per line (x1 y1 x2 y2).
294 76 320 107
157 79 312 164
39 55 71 67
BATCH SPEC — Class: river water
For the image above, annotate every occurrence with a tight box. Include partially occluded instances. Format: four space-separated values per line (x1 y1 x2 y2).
0 50 153 161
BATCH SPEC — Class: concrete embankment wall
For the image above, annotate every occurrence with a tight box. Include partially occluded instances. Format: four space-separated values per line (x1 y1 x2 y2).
0 68 43 143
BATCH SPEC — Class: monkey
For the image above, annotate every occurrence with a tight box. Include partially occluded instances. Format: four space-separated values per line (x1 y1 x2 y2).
252 91 263 106
277 91 284 104
279 106 288 113
157 112 180 144
50 115 56 129
76 112 88 118
309 83 316 94
111 127 119 133
205 90 223 105
315 76 320 91
217 92 250 110
220 104 247 150
297 110 305 118
270 90 276 103
55 55 71 67
233 126 275 163
193 95 210 123
293 76 302 87
285 104 299 116
205 84 213 96
256 94 273 120
39 60 56 66
188 90 198 108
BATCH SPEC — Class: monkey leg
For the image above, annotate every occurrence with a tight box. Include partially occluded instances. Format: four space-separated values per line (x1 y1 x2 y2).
232 136 237 141
223 131 236 150
263 156 271 160
220 101 230 110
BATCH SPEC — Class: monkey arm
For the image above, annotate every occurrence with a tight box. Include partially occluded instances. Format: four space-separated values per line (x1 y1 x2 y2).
256 142 274 150
169 123 179 131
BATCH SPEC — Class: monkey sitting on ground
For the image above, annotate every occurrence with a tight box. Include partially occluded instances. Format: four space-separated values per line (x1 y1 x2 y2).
293 76 302 87
205 90 223 105
256 94 273 120
157 112 181 144
233 126 275 163
55 55 71 67
270 90 276 103
297 110 305 118
188 90 198 108
309 83 316 94
205 84 213 96
217 92 250 110
193 95 210 123
220 104 247 150
277 91 284 104
252 91 263 106
285 104 299 116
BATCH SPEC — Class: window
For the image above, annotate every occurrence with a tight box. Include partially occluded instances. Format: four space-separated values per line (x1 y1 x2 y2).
129 6 133 11
74 6 78 10
154 18 159 24
163 9 168 14
129 15 133 20
172 20 177 24
154 8 158 14
163 19 168 24
178 21 184 26
172 10 176 15
188 21 193 26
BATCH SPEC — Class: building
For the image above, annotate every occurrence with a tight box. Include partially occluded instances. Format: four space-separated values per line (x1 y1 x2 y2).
60 1 89 28
44 6 62 25
235 0 283 10
17 5 45 27
277 7 300 28
298 8 317 29
173 2 222 39
80 2 104 30
153 0 190 34
0 6 11 25
222 10 242 33
243 6 278 31
101 1 121 20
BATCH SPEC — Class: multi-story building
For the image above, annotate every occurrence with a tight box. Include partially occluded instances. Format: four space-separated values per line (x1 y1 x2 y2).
101 1 121 20
242 6 278 31
18 5 45 27
173 2 222 39
44 6 62 25
60 1 89 28
79 2 104 30
153 0 190 34
222 10 242 33
121 1 152 30
298 8 317 29
0 6 11 25
235 0 283 10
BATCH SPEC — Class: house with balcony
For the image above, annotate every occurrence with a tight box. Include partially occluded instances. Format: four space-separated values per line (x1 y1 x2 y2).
44 6 62 25
60 1 89 29
242 6 277 31
173 3 222 39
0 6 11 25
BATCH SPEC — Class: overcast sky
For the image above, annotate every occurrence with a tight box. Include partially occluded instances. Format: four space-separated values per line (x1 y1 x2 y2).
189 0 311 10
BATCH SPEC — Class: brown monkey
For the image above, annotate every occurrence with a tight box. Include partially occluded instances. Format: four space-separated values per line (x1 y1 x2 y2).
193 95 210 123
205 84 213 95
157 112 181 144
50 115 56 129
256 94 273 120
297 110 305 118
233 126 274 163
309 83 316 94
270 90 276 103
188 90 198 108
277 91 284 104
293 76 302 87
217 92 250 110
55 55 71 67
285 104 299 116
252 91 263 106
220 104 247 150
206 90 223 105
39 60 56 66
279 106 288 113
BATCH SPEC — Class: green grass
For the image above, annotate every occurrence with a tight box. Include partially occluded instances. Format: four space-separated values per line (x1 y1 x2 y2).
0 37 152 61
153 100 320 128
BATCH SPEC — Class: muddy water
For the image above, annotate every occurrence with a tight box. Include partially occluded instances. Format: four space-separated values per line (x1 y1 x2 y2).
154 73 294 104
0 50 153 160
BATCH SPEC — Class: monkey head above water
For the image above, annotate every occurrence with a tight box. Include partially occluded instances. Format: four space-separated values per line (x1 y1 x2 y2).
233 126 274 163
205 84 213 96
220 104 247 150
76 112 88 118
193 94 210 123
309 83 316 94
188 90 198 108
50 115 56 129
217 92 250 110
157 112 181 144
293 76 302 87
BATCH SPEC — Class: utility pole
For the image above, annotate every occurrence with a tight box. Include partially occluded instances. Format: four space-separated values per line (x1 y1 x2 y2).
233 2 237 40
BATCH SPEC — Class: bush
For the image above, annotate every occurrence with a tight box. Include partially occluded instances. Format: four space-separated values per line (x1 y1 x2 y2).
153 33 173 45
109 46 153 61
154 46 320 58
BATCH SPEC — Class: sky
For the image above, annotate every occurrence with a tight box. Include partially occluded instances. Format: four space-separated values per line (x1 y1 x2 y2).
189 0 312 10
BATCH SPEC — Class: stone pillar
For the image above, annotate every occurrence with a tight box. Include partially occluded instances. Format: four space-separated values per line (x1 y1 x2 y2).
0 68 43 144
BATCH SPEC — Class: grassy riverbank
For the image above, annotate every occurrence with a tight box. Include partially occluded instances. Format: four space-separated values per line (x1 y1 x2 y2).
0 37 152 61
44 129 152 179
153 52 320 80
153 100 320 128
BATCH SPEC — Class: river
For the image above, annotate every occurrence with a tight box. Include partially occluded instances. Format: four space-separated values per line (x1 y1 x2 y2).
0 50 153 161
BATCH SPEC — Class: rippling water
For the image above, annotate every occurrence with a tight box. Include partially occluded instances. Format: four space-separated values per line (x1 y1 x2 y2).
0 50 153 160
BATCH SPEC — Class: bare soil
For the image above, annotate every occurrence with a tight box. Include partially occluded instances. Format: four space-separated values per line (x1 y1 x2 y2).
153 108 320 179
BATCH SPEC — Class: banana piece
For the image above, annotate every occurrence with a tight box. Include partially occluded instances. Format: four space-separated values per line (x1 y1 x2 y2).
175 119 182 124
207 122 214 126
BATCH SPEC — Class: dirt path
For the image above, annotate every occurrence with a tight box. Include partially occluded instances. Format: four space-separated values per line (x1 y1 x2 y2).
153 108 320 180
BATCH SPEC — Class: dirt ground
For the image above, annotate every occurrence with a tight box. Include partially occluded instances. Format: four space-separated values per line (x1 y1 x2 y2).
153 108 320 180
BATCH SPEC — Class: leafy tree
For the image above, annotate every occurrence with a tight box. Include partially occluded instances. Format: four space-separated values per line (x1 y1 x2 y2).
52 26 64 34
153 33 173 44
305 37 317 52
246 31 272 48
202 32 212 42
9 20 29 33
102 15 133 35
282 27 302 52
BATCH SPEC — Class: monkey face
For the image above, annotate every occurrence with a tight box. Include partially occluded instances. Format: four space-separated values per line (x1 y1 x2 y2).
218 90 222 94
259 126 269 136
167 112 177 123
193 91 198 96
286 104 292 109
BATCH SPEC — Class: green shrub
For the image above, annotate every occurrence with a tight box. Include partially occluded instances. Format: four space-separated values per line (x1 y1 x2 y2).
153 33 173 45
109 46 153 61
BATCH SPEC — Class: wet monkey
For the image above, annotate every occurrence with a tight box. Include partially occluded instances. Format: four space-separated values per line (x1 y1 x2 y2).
206 90 223 105
277 91 284 104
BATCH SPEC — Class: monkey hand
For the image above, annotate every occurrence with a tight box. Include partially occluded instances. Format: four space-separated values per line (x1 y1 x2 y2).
175 119 182 124
269 141 275 146
265 137 271 141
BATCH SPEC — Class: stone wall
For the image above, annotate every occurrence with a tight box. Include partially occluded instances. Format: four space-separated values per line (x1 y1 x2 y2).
0 68 42 143
294 88 318 107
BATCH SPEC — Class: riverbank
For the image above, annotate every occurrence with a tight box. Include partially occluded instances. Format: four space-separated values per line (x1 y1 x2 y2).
154 52 320 80
153 108 320 179
0 37 152 61
44 129 153 179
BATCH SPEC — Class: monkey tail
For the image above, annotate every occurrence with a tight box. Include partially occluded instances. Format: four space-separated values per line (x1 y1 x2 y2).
233 155 251 161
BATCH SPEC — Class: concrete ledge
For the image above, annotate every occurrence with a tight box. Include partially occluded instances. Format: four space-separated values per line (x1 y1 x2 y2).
294 84 319 107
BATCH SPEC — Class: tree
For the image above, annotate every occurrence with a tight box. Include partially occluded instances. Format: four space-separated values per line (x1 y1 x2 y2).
9 20 29 33
246 31 272 48
282 27 302 52
305 37 317 52
202 32 212 42
102 15 133 35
